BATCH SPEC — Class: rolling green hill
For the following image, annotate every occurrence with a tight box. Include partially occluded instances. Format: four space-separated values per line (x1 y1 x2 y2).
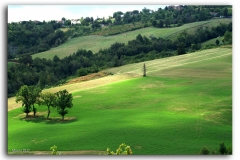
32 18 232 60
8 47 232 155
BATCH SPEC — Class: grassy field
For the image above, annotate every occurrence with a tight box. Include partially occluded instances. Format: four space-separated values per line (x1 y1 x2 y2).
31 18 232 60
8 47 232 155
201 36 224 47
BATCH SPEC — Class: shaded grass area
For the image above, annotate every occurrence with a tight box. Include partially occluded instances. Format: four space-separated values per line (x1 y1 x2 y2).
8 47 232 155
32 19 231 60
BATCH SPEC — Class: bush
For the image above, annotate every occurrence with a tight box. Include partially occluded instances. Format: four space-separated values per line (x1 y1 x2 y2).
107 143 132 155
226 146 232 154
50 145 58 155
76 68 88 76
200 147 210 155
37 43 50 52
219 142 227 155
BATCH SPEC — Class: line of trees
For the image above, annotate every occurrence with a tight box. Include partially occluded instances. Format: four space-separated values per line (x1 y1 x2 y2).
7 5 232 58
8 21 232 97
15 85 73 121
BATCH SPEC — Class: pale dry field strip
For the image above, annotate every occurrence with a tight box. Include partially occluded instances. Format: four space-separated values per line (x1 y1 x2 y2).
8 47 232 111
8 74 139 111
107 48 232 75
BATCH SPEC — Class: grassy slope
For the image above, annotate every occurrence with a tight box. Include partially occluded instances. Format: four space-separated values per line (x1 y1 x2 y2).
8 47 232 155
201 36 224 47
32 18 231 60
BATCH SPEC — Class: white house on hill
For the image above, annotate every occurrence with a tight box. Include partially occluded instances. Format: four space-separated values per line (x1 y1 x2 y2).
71 19 81 25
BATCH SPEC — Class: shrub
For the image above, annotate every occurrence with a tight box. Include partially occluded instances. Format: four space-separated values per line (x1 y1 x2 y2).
107 143 132 155
50 145 58 155
200 147 210 155
226 146 232 155
219 142 227 155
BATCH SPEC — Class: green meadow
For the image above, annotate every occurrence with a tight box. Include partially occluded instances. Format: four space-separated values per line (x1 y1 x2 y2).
8 47 232 155
32 18 231 60
201 36 224 47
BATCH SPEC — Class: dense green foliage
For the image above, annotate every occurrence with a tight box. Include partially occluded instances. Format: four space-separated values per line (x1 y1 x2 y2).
15 87 73 121
8 5 232 58
15 85 42 117
39 92 56 119
54 90 73 121
8 21 232 97
8 21 67 57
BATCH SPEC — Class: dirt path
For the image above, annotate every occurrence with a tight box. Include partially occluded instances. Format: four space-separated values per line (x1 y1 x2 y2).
8 150 106 155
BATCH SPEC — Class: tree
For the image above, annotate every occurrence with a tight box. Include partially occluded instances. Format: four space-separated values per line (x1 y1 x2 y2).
159 20 164 28
39 92 56 119
15 85 42 117
18 54 33 66
152 20 157 26
215 39 220 45
143 63 146 77
223 30 232 44
164 18 171 27
29 86 42 117
61 17 66 24
16 85 32 117
177 42 186 55
223 8 228 17
136 34 144 43
54 89 73 121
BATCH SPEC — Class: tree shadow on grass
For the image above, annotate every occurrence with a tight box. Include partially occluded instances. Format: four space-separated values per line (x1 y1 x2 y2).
19 115 78 124
44 117 78 124
19 115 46 123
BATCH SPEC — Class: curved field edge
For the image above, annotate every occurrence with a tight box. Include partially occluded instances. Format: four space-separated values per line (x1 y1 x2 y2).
8 74 139 111
8 47 232 155
8 47 232 111
106 47 232 76
31 18 232 60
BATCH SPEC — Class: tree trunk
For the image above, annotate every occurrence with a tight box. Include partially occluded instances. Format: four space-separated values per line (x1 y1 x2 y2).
62 115 64 121
143 63 146 77
33 105 36 117
47 107 50 119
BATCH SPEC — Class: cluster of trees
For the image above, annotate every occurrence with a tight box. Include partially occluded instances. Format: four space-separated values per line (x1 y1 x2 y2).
8 21 232 97
174 22 232 54
200 142 232 155
7 5 232 59
16 85 73 121
151 5 231 28
8 21 68 57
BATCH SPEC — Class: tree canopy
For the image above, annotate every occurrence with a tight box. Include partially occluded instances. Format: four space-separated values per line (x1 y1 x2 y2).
15 85 42 117
54 89 73 121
